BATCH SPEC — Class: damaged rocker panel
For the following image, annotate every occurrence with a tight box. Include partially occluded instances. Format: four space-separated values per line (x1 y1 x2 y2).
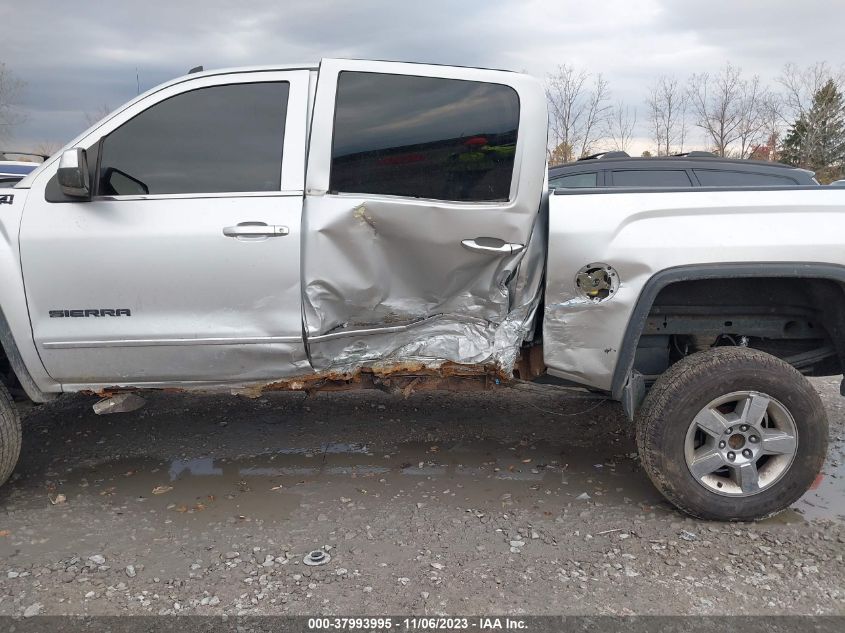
83 360 512 400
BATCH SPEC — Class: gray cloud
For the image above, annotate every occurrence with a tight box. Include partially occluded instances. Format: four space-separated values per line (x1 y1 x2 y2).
2 0 843 151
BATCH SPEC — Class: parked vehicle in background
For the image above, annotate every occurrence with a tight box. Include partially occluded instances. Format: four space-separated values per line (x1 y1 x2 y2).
548 151 818 189
0 153 49 189
1 163 37 189
830 179 845 187
4 59 844 522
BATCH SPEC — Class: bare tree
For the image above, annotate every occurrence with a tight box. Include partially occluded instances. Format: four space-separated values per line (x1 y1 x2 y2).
754 93 784 161
32 141 62 159
688 64 739 156
605 101 637 152
84 104 112 127
777 62 845 166
0 63 26 142
579 74 611 158
679 97 689 154
688 63 767 158
646 75 687 156
735 75 771 159
545 65 611 162
779 62 843 119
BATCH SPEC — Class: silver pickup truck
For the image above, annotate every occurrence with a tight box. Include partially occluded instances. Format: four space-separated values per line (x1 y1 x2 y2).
2 59 843 521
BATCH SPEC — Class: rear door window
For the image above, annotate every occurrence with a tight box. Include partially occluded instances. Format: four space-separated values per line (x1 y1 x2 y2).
330 72 520 202
694 169 797 186
549 172 597 188
610 170 692 187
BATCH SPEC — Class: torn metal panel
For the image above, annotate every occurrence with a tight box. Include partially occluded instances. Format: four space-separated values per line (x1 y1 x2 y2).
301 195 546 376
509 200 547 344
84 361 506 400
300 59 549 381
255 362 504 396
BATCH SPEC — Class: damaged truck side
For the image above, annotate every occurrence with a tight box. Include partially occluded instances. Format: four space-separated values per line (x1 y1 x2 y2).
2 59 843 520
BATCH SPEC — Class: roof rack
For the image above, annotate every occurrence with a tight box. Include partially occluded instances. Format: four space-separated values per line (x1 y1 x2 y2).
577 151 630 161
670 151 716 158
0 151 50 162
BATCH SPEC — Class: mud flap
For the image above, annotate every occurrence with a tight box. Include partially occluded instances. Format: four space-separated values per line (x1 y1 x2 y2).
621 370 646 420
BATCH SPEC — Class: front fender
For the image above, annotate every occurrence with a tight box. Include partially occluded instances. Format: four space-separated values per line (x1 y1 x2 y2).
0 188 58 401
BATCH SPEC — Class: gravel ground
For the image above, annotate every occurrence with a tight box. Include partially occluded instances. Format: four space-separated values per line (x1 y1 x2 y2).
0 377 842 617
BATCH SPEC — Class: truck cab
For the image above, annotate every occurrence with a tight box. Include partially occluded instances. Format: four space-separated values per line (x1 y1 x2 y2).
12 59 547 392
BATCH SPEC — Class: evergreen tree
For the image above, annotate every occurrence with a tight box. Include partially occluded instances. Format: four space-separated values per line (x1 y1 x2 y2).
781 79 845 179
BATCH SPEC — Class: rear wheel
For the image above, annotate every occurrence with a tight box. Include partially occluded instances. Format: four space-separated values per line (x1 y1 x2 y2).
0 381 21 488
636 346 828 521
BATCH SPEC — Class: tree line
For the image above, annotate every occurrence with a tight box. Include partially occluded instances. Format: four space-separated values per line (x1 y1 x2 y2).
0 62 101 159
2 60 844 183
547 61 845 183
0 63 25 144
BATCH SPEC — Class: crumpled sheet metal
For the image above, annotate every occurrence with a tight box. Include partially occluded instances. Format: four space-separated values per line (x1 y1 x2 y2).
542 293 620 389
305 306 536 376
301 196 546 376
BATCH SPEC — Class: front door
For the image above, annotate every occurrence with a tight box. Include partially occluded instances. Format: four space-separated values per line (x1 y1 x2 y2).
20 70 312 387
302 59 548 373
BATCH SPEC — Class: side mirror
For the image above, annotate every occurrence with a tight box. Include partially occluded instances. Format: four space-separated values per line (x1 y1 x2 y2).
57 148 91 199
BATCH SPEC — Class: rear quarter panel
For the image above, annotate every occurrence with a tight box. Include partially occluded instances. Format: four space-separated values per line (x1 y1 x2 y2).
543 187 845 391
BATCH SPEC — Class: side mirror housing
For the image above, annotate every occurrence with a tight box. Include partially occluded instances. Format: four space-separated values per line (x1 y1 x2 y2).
57 148 91 199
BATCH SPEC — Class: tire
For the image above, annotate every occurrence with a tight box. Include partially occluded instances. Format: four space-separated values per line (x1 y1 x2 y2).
0 382 21 489
636 346 828 521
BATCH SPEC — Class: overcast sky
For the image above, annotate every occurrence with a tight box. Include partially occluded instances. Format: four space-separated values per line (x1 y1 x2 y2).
2 0 843 154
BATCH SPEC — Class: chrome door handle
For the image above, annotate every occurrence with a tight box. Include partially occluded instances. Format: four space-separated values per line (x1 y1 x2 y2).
461 238 525 255
223 222 289 238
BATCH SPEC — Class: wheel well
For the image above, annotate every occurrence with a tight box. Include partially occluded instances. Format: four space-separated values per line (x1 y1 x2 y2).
0 342 25 399
633 277 845 382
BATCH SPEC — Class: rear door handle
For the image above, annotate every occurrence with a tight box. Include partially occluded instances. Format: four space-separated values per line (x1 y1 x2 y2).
461 237 525 255
223 222 289 238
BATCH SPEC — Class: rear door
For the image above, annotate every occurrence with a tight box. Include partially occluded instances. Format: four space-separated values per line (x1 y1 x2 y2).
302 59 547 372
20 70 311 387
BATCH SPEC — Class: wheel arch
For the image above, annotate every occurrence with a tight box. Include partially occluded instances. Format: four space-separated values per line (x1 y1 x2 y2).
0 306 53 403
612 262 845 413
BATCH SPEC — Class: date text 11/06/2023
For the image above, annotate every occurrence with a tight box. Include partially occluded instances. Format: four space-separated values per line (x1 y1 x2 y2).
307 617 529 630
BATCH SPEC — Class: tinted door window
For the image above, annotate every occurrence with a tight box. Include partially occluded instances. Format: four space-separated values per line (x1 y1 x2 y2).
98 82 289 195
548 172 597 188
694 169 796 186
610 170 692 187
330 72 520 202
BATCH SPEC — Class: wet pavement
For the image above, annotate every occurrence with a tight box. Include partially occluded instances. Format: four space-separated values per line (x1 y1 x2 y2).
0 378 842 615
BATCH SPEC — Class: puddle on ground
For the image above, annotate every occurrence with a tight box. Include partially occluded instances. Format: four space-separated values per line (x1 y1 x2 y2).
40 438 843 524
41 440 658 524
789 453 844 521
